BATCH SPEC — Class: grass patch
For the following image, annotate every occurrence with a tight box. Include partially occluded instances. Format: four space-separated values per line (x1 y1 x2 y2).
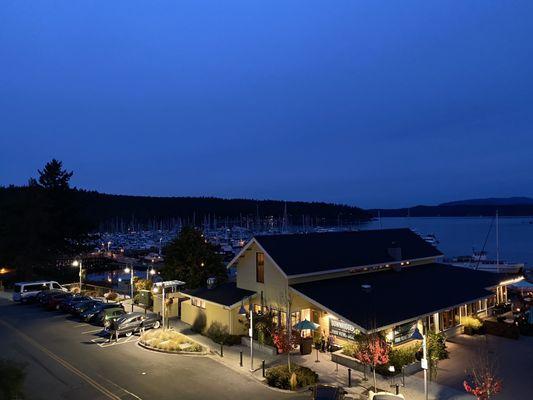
140 329 206 353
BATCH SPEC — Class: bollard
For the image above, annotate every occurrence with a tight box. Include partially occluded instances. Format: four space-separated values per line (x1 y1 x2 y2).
363 365 368 381
220 343 224 357
262 360 265 377
240 351 243 367
348 368 352 387
395 384 400 395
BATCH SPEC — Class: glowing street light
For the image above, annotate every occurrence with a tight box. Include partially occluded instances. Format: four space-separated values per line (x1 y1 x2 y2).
124 266 134 312
72 260 82 291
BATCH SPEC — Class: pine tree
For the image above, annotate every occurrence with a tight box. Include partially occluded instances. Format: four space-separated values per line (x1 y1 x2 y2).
162 226 227 288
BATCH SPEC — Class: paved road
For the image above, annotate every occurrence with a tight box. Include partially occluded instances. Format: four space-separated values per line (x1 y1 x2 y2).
0 298 305 400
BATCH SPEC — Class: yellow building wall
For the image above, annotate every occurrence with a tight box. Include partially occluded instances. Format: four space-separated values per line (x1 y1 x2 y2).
236 242 289 309
180 299 247 336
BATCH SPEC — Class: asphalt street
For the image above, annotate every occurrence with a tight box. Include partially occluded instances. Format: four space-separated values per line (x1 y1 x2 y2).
0 297 306 400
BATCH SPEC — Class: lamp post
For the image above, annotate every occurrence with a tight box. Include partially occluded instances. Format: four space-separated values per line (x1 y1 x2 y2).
124 266 134 312
146 262 156 280
153 285 166 329
239 302 254 371
72 260 82 291
411 326 428 400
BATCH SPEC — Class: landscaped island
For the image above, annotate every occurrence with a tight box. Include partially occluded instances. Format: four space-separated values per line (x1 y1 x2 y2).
139 329 206 354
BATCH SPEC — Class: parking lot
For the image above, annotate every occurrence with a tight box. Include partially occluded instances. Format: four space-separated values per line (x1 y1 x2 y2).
0 295 304 400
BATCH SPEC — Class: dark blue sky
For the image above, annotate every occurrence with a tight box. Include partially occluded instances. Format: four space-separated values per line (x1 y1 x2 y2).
1 1 533 208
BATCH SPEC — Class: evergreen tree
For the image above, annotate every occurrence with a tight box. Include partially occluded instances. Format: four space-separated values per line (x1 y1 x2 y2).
0 160 92 280
162 226 227 288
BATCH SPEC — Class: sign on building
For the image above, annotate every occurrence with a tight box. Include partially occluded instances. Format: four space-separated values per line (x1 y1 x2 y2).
329 319 359 340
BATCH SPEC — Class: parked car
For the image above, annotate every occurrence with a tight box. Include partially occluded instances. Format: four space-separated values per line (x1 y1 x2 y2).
38 289 66 306
309 385 347 400
80 302 124 323
107 312 161 337
45 292 73 311
71 299 103 316
13 281 66 303
34 289 63 305
98 307 127 328
60 295 93 313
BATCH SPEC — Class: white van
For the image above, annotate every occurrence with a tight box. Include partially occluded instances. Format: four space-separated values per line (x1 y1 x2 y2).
12 281 66 303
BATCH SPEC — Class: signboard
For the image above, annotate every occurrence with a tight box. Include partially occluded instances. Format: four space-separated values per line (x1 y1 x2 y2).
329 319 357 340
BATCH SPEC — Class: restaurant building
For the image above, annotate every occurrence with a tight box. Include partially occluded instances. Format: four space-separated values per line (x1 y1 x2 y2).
176 229 514 346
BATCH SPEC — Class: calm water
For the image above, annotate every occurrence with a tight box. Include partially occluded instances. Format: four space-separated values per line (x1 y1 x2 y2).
361 217 533 269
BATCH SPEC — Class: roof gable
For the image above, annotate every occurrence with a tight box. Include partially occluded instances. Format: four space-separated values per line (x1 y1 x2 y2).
254 228 443 276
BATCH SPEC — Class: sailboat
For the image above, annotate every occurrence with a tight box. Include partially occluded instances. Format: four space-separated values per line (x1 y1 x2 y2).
450 211 524 274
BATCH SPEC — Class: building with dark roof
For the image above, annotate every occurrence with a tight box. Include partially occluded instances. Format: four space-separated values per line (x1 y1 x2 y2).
174 228 519 342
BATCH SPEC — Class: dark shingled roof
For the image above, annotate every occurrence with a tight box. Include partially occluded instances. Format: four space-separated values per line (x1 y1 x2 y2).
255 229 443 276
184 281 255 307
291 263 502 331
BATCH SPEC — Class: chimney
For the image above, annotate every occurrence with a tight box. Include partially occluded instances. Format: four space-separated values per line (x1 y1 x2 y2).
387 243 403 272
207 277 216 289
387 244 402 261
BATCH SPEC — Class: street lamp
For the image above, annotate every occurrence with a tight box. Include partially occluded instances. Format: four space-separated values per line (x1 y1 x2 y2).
72 260 82 291
411 326 428 400
124 266 134 312
146 266 156 279
153 284 166 329
239 301 254 371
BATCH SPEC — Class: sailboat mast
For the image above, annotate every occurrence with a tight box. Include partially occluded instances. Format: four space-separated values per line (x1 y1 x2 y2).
496 210 499 273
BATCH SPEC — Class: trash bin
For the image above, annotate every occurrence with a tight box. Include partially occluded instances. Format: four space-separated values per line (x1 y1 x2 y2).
300 337 313 355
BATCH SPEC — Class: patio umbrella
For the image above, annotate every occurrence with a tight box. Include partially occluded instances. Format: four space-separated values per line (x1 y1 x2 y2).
294 319 320 331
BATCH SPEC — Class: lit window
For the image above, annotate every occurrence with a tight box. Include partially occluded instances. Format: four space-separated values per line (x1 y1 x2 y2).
256 252 265 283
191 298 206 309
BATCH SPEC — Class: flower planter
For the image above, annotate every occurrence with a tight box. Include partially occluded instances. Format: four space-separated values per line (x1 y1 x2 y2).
331 350 421 376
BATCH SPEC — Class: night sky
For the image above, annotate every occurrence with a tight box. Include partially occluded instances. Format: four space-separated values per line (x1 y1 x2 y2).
1 1 533 208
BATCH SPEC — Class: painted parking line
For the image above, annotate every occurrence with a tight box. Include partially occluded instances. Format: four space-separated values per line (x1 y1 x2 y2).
72 323 92 328
81 328 104 335
90 335 138 348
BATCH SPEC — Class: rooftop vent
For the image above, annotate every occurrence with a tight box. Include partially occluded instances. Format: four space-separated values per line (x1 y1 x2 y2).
387 244 402 261
207 277 216 289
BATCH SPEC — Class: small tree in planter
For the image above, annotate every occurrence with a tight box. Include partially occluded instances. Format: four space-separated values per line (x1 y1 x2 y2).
356 334 390 391
463 347 502 400
273 328 300 370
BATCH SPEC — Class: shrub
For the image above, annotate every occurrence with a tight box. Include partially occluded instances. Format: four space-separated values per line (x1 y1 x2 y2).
184 343 204 352
0 358 26 400
192 311 207 333
104 291 118 301
388 344 419 371
341 342 358 358
206 321 229 344
265 365 318 390
462 316 483 334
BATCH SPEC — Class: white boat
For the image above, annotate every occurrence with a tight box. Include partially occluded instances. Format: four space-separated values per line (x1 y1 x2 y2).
450 250 524 274
450 211 524 274
422 234 439 246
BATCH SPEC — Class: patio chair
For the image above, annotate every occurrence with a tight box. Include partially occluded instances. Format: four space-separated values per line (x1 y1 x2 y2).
368 390 405 400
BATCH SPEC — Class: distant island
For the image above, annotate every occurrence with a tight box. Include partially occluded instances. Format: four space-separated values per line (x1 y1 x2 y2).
371 197 533 217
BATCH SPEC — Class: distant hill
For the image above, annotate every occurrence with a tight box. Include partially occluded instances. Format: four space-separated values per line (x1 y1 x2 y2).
0 186 371 231
371 197 533 217
440 197 533 207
